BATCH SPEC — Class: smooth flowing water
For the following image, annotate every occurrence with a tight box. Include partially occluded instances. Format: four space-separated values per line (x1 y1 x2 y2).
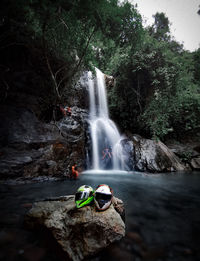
88 68 125 171
1 172 200 261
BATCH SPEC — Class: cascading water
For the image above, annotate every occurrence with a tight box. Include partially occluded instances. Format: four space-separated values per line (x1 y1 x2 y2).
87 68 125 171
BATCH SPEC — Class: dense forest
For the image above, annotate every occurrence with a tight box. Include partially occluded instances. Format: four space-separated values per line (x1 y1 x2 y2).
1 0 200 141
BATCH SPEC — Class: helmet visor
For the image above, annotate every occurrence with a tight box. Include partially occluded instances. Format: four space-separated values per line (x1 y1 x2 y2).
75 191 92 201
95 192 112 201
75 192 86 201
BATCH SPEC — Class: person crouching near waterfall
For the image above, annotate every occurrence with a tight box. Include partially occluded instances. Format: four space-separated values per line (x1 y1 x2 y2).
71 164 79 180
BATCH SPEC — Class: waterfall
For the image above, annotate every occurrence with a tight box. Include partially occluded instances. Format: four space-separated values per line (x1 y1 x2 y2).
88 68 125 171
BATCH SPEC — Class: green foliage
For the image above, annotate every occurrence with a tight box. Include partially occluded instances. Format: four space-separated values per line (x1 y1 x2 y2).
179 151 193 163
1 0 143 102
142 48 200 139
108 12 200 140
1 1 199 139
193 48 200 84
149 12 170 42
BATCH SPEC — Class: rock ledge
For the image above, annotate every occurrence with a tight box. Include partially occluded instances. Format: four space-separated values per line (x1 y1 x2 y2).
25 196 125 261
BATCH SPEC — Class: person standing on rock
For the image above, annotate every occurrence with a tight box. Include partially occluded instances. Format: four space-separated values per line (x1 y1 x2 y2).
59 105 67 117
102 147 112 160
102 146 113 169
66 106 72 116
59 104 72 118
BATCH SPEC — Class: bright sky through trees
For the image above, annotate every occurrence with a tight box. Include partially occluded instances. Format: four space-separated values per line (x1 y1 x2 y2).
131 0 200 51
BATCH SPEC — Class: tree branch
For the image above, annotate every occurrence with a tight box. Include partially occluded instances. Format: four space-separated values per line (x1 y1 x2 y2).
57 27 96 89
45 53 61 100
42 15 61 101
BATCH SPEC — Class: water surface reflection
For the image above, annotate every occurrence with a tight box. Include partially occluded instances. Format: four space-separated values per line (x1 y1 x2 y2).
0 171 200 260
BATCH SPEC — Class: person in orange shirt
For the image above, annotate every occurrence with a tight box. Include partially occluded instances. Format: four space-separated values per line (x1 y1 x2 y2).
59 104 72 117
66 107 72 116
60 105 66 117
71 164 79 179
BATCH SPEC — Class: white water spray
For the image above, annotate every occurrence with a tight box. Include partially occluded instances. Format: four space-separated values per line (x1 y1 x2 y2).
88 68 125 170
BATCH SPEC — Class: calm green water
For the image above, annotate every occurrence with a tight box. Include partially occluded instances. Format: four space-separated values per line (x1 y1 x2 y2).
0 171 200 261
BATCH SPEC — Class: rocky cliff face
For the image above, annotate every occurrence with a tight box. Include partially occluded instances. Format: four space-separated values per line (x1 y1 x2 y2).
132 135 187 172
0 43 89 181
165 137 200 170
120 135 188 173
0 105 88 181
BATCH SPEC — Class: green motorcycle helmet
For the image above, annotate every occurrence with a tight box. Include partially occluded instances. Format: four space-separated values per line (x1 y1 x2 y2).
75 185 94 208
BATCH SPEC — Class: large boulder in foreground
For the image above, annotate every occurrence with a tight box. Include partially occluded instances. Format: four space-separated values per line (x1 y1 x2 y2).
132 135 187 172
25 196 125 261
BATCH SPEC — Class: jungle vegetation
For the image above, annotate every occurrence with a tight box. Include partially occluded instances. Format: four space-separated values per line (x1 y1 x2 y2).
1 0 200 140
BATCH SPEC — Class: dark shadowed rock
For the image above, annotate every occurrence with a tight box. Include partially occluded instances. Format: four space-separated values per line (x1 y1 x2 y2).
0 104 88 179
120 139 135 171
104 74 114 88
165 138 200 158
165 138 200 170
190 157 200 170
25 196 125 261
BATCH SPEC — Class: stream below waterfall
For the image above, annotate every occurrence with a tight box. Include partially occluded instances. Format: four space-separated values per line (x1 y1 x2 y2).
0 171 200 261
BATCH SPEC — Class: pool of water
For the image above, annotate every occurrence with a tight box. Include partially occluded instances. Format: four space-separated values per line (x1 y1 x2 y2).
0 171 200 261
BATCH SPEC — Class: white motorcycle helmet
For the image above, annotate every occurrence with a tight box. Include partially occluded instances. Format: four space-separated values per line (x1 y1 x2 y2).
94 184 113 211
